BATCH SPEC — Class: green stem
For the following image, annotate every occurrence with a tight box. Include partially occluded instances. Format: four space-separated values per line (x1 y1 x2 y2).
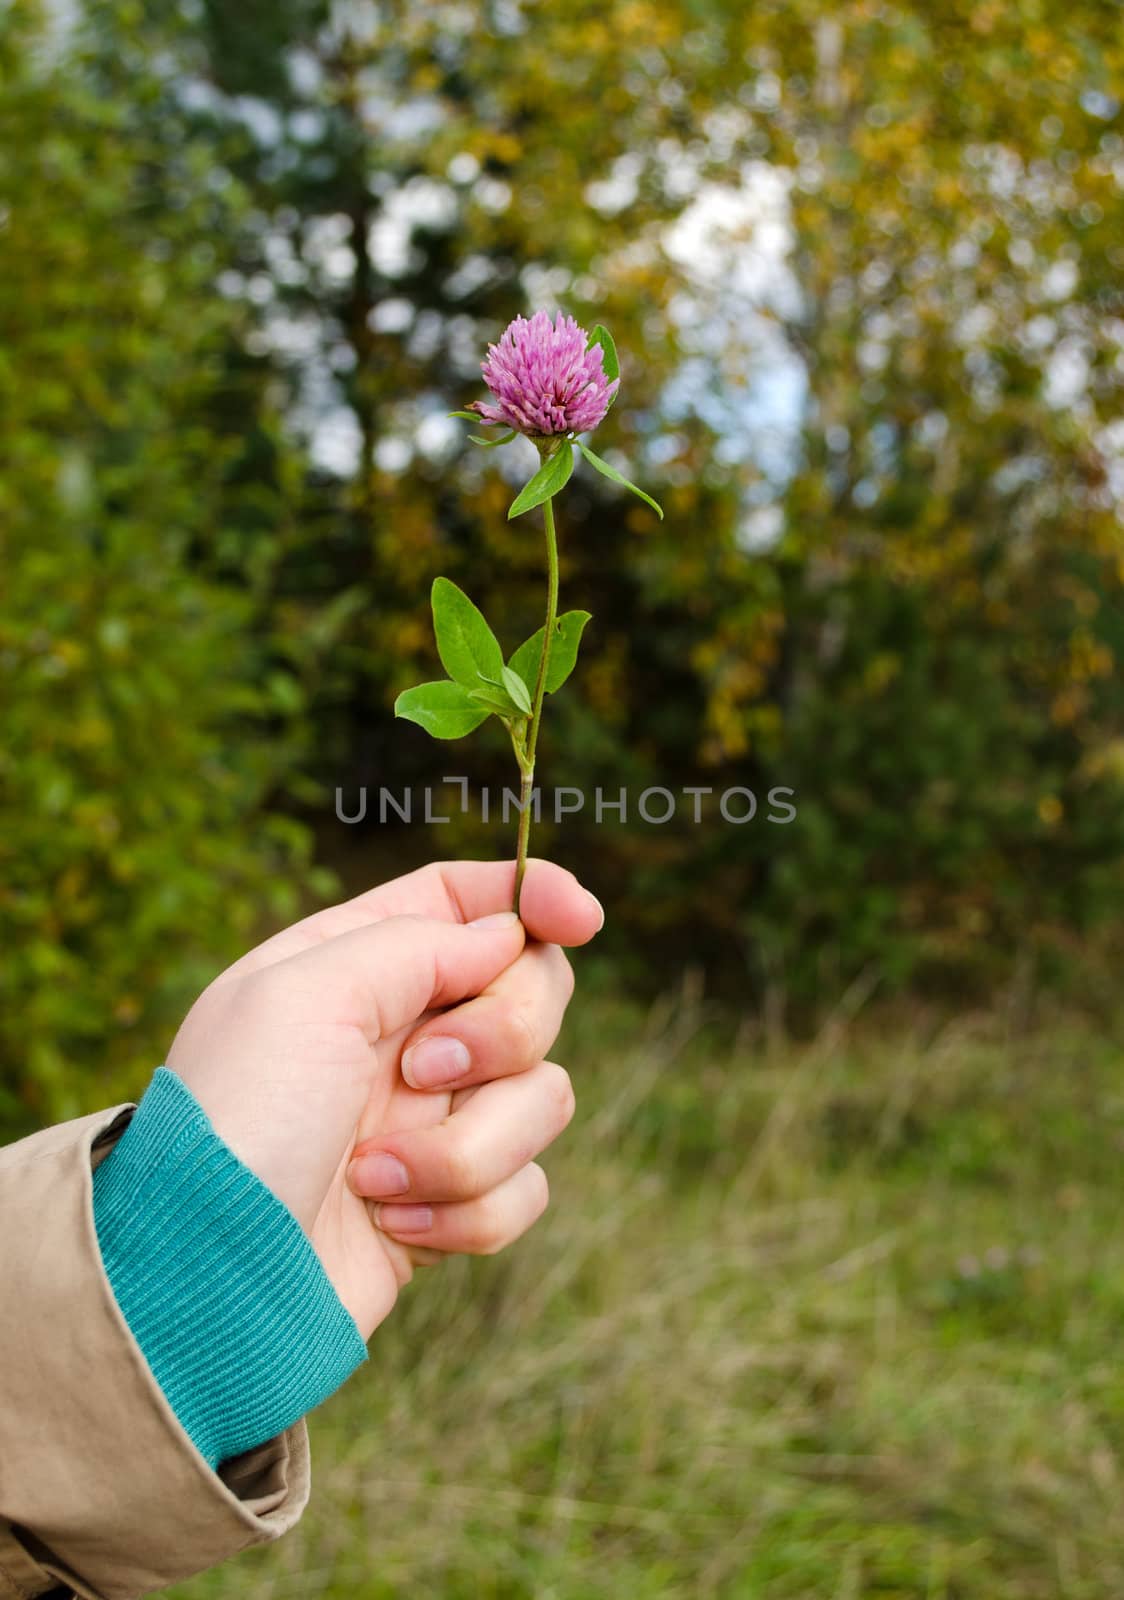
513 493 559 913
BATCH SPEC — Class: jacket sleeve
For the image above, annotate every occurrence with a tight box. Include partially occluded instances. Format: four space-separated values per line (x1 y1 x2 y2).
0 1105 310 1600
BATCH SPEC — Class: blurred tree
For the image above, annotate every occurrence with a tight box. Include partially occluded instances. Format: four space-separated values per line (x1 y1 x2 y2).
184 0 1120 1001
132 0 785 965
728 0 1124 998
0 1 328 1135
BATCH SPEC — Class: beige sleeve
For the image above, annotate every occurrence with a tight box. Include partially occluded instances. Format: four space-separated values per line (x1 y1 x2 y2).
0 1106 310 1600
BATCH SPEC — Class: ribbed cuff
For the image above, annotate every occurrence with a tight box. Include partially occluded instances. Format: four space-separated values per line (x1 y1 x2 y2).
92 1067 368 1469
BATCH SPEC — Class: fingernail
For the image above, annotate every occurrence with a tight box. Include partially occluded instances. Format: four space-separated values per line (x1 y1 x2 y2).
469 909 521 929
402 1035 471 1089
349 1152 409 1198
588 892 606 931
373 1202 434 1234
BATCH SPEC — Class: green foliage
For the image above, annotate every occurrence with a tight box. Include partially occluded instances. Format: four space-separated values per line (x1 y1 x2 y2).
396 601 594 739
586 323 620 390
575 442 664 519
499 665 533 716
396 577 548 742
393 681 490 740
187 0 1116 1002
507 447 575 519
467 429 516 448
0 1 320 1137
431 577 505 687
509 612 593 697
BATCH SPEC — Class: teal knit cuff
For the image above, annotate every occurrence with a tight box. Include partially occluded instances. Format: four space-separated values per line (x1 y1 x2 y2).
92 1066 368 1469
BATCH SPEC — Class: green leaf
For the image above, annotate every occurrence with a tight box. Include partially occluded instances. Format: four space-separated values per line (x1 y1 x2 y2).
501 664 533 714
431 577 505 686
586 324 620 385
448 410 483 422
508 444 574 519
576 441 663 519
394 680 490 739
508 609 592 696
468 685 519 717
469 429 516 448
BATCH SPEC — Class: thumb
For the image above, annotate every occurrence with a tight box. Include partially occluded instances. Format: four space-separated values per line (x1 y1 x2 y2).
258 909 526 1040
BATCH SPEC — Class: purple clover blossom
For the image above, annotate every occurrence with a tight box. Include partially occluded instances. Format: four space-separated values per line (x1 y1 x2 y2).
403 314 662 911
469 310 620 440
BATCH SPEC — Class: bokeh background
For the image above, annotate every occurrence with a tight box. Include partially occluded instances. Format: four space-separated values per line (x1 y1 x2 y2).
3 1 1124 1594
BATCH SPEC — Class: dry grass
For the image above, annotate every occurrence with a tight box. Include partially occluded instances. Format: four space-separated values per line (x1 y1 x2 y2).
170 988 1124 1599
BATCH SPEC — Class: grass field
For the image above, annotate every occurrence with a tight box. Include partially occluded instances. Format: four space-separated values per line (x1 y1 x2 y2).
169 988 1124 1600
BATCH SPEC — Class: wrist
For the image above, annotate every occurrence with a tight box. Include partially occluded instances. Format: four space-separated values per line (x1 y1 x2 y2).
165 1048 360 1238
92 1066 368 1467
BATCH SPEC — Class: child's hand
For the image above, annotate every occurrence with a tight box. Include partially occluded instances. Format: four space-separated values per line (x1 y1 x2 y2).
166 859 602 1339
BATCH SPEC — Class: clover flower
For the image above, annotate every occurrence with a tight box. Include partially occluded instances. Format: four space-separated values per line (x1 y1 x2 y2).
469 310 619 439
398 311 661 913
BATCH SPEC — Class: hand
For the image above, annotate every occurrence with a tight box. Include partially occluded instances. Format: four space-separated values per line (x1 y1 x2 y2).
165 859 602 1340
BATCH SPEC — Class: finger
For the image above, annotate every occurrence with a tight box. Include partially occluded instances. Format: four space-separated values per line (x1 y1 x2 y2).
347 1061 575 1201
346 858 603 948
371 1162 551 1255
252 911 526 1040
219 859 603 981
398 941 574 1090
429 859 603 947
